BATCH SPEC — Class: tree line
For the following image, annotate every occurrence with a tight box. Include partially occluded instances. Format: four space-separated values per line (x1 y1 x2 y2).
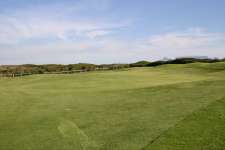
0 57 224 77
0 63 130 77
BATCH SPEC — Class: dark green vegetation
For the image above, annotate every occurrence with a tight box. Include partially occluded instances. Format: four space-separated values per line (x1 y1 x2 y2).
0 62 225 150
0 57 224 77
146 57 225 67
0 63 130 77
130 60 151 67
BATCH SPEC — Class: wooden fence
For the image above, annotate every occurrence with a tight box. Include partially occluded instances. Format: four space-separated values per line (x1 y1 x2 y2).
0 73 32 77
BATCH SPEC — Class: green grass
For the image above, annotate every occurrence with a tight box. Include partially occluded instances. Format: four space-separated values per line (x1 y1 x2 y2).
144 97 225 150
0 62 225 150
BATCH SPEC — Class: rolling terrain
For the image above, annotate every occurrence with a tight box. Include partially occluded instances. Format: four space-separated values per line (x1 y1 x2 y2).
0 62 225 150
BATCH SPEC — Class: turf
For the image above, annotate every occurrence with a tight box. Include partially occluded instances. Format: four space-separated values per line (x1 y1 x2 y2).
144 97 225 150
0 62 225 150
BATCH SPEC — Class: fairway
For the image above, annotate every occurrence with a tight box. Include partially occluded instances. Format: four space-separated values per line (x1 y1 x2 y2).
0 62 225 150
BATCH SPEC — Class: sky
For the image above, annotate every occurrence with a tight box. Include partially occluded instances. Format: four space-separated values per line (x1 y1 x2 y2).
0 0 225 64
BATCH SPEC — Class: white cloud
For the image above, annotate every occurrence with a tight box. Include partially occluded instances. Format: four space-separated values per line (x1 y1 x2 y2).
146 28 225 59
0 0 126 44
1 27 225 64
148 28 225 49
0 37 147 64
85 30 112 39
0 0 135 64
0 3 225 65
0 15 125 44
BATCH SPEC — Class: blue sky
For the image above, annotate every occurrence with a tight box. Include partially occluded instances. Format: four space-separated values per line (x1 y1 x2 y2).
0 0 225 64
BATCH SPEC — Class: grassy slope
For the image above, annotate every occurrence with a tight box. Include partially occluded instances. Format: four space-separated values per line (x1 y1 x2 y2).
0 62 224 150
145 97 225 150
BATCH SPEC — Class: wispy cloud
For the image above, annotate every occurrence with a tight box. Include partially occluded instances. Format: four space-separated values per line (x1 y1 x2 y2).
1 27 225 64
0 0 225 64
0 0 126 44
0 15 126 44
146 28 225 59
148 28 225 49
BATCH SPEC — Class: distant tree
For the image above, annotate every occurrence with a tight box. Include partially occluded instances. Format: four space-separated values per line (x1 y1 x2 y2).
130 61 151 67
